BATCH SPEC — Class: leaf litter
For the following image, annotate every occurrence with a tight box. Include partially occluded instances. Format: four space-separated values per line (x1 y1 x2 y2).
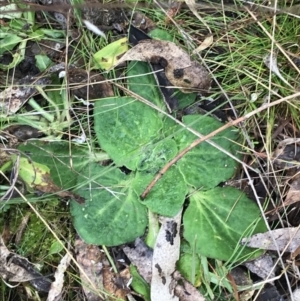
0 235 51 291
241 227 300 253
112 39 211 93
47 252 71 301
75 237 131 301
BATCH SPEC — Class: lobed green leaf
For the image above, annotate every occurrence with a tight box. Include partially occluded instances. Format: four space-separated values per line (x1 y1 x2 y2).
183 187 267 261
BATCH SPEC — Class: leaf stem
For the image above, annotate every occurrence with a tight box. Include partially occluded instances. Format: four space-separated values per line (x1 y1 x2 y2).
28 97 54 122
35 86 61 122
102 245 118 274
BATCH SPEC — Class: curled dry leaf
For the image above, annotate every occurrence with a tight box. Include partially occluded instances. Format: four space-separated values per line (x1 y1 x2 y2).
113 39 211 93
123 238 153 283
241 227 300 253
75 238 105 301
173 271 206 301
264 52 293 88
273 138 300 169
0 235 51 292
75 238 130 301
47 253 71 301
0 76 51 115
243 254 275 283
284 175 300 208
192 35 213 54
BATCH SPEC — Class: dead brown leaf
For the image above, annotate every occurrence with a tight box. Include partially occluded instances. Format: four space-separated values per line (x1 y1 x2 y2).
273 138 300 169
192 35 214 54
0 235 51 291
123 238 153 283
241 227 300 253
283 175 300 208
67 68 114 101
75 238 130 301
164 1 182 24
132 11 156 32
102 266 130 300
75 238 106 301
47 253 71 301
173 271 205 301
114 39 211 93
0 76 51 115
34 172 85 204
243 254 275 283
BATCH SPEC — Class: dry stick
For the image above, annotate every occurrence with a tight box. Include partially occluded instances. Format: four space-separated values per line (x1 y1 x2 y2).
140 91 300 199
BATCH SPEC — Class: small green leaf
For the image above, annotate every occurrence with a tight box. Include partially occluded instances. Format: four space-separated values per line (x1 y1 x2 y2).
9 19 28 31
130 265 151 301
176 90 198 110
28 30 44 40
39 29 65 39
16 157 50 188
177 240 202 286
174 115 240 189
177 253 202 286
148 28 175 42
35 55 52 71
94 96 163 170
70 164 148 246
145 211 159 248
183 187 267 261
93 37 128 70
0 34 23 55
48 241 64 256
18 141 101 189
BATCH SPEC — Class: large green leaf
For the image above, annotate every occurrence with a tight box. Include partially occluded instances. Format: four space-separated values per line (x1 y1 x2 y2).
183 187 267 261
70 164 148 246
127 61 164 109
0 34 22 55
94 96 163 170
132 166 187 217
174 115 240 189
18 141 103 189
